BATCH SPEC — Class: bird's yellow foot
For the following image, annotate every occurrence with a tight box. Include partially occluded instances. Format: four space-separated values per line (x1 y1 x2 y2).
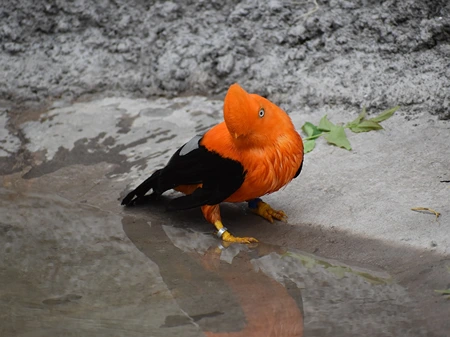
222 231 259 243
214 221 258 243
248 198 287 223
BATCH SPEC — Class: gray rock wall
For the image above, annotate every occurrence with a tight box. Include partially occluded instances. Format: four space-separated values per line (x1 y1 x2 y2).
1 0 449 118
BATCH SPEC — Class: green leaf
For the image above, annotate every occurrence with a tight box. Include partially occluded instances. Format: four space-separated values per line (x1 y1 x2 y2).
370 106 399 123
324 125 352 150
304 134 322 140
318 115 335 132
434 289 450 295
346 107 367 128
349 120 383 133
303 139 316 153
301 122 322 138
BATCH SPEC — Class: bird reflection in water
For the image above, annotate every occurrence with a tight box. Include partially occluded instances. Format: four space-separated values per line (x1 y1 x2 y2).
122 216 304 337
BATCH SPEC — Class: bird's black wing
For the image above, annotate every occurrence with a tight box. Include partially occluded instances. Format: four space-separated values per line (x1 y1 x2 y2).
162 135 246 210
122 135 246 209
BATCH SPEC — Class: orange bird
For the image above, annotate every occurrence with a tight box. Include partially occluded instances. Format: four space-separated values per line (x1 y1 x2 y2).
122 84 304 243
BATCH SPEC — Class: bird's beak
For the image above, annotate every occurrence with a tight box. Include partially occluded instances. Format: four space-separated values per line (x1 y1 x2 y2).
234 133 239 139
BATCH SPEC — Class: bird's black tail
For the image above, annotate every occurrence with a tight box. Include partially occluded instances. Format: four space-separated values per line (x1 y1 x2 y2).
121 169 163 206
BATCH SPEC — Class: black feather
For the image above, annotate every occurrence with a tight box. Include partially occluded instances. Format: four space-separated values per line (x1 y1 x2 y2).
121 135 246 209
121 169 162 206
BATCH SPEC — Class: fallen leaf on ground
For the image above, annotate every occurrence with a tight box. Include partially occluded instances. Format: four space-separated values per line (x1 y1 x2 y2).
369 106 399 123
346 106 367 128
347 106 398 133
434 289 450 295
301 122 322 139
318 115 335 132
324 125 352 150
349 120 383 133
411 207 441 220
303 139 316 153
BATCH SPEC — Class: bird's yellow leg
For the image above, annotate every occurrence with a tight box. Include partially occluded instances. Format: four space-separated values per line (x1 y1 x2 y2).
248 198 287 223
213 220 258 244
201 204 258 243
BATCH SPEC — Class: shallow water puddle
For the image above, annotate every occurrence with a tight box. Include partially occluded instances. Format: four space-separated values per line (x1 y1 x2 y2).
0 184 439 337
122 216 426 337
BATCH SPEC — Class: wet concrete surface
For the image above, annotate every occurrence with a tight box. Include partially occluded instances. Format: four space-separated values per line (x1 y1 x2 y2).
1 95 450 336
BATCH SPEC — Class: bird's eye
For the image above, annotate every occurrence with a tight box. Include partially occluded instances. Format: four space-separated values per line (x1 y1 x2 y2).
258 108 265 118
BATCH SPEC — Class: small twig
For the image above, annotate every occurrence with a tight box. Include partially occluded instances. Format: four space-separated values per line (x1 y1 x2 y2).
302 0 320 20
293 0 320 23
411 207 441 220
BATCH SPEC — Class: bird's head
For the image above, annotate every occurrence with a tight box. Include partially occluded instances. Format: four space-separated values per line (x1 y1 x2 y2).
223 83 294 146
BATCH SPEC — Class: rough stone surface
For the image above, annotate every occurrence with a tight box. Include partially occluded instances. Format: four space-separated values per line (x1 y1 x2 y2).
1 0 449 118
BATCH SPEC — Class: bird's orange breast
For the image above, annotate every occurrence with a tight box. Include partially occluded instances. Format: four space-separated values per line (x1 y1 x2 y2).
226 132 303 202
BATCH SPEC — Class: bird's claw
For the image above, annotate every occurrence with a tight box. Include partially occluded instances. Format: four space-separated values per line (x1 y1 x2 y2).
213 220 258 244
221 231 259 243
251 201 287 223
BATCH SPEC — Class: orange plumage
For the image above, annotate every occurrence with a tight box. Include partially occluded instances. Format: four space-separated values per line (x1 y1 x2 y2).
122 83 304 243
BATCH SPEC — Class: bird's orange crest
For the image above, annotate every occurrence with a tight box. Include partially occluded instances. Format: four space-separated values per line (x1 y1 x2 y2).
224 83 295 147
